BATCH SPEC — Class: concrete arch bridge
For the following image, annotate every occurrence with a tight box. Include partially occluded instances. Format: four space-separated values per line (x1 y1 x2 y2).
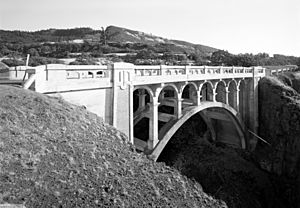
131 70 258 161
1 63 265 160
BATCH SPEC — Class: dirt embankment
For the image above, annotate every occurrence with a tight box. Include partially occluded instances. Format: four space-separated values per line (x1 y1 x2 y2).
256 73 300 207
0 85 225 208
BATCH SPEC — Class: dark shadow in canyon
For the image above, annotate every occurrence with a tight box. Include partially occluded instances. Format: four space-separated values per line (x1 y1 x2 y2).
157 113 288 208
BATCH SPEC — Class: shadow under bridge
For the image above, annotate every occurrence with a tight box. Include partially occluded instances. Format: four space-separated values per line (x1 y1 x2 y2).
134 101 246 161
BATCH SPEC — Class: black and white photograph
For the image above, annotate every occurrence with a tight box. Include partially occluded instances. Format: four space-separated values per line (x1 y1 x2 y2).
0 0 300 207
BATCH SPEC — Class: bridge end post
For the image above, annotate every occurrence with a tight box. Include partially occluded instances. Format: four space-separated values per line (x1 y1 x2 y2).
112 62 135 144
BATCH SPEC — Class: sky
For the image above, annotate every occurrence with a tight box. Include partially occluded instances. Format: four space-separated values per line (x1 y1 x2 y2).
0 0 300 56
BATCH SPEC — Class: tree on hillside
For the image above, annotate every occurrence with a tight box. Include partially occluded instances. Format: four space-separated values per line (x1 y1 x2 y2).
100 27 107 45
232 54 256 67
28 57 63 66
210 50 233 66
27 48 39 57
136 49 158 59
1 59 25 67
297 58 300 68
69 53 98 65
0 45 11 56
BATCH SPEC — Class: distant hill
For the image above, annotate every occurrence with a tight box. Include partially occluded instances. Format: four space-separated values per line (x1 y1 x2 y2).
1 26 299 67
0 27 101 43
0 26 218 57
105 25 217 56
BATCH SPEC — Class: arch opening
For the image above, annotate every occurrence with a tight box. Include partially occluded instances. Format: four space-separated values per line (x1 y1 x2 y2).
200 82 213 101
228 81 237 110
182 83 198 106
133 88 151 113
158 85 178 115
133 87 153 148
238 80 246 122
216 81 226 103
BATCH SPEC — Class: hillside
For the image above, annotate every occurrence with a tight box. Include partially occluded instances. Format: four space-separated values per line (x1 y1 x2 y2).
0 26 217 56
105 25 217 55
0 25 219 66
1 26 299 67
0 85 225 207
0 27 100 43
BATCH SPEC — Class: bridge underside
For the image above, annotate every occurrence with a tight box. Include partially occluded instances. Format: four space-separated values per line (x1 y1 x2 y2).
134 99 246 160
201 108 243 147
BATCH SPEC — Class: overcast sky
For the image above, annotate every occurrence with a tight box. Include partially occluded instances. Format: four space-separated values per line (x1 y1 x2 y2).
0 0 299 56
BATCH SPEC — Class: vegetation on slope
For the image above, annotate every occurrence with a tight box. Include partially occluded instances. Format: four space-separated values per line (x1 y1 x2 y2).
1 25 299 67
0 85 225 207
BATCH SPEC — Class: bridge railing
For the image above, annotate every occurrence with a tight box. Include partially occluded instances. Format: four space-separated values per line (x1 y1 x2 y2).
24 64 112 93
132 65 265 85
1 63 266 91
134 65 263 76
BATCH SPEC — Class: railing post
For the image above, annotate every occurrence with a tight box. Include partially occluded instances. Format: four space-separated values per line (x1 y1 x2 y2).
185 65 189 75
160 65 164 75
204 66 207 74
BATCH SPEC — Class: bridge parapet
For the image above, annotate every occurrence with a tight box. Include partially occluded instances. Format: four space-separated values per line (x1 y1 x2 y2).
0 65 35 80
132 65 265 85
134 65 258 76
24 64 111 93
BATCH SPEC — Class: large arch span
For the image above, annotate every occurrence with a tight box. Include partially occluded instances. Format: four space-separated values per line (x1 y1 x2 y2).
149 101 246 161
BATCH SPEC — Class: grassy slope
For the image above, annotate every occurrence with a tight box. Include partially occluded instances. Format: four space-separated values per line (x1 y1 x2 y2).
0 85 225 207
104 25 218 55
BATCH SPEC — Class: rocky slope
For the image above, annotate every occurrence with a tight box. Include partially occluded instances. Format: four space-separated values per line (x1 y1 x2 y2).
256 73 300 207
0 85 226 207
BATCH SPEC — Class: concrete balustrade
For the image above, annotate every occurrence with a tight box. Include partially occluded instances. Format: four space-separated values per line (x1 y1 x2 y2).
133 65 265 86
